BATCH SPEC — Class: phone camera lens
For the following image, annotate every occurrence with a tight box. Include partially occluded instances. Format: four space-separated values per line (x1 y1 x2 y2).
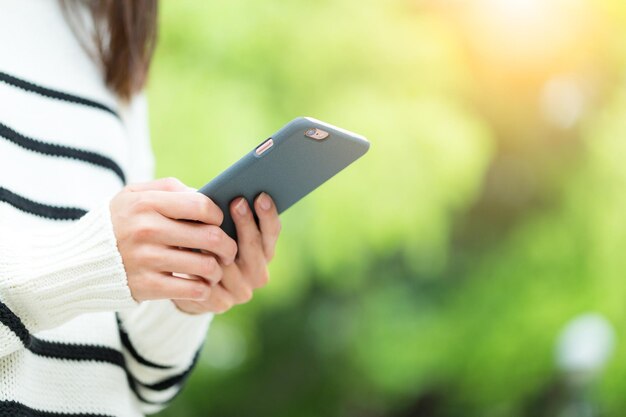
305 127 330 141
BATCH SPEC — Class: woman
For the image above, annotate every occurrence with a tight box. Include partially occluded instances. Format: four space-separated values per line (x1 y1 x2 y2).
0 1 281 416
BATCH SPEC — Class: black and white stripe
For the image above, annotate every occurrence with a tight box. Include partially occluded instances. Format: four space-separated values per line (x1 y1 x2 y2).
0 75 128 167
0 66 200 413
116 315 173 370
0 6 202 412
0 187 87 221
0 122 126 184
0 401 113 417
0 69 128 222
0 71 119 119
0 302 200 407
0 139 120 219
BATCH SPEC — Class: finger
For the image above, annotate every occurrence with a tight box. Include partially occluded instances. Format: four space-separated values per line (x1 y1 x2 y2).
155 219 237 265
126 177 190 193
220 267 253 304
139 191 223 225
177 283 235 313
254 192 281 262
207 284 236 313
173 300 209 315
139 273 210 301
154 249 223 285
230 197 265 265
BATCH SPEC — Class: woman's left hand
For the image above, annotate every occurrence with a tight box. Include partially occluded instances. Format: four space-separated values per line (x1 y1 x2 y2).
173 192 281 315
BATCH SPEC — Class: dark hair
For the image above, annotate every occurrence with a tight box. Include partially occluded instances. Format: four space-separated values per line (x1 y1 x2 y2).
60 0 159 100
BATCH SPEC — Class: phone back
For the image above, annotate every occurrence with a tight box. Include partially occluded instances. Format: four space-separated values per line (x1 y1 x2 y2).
198 117 370 239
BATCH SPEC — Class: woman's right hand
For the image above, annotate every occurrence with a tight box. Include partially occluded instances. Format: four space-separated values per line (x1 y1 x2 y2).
109 178 237 302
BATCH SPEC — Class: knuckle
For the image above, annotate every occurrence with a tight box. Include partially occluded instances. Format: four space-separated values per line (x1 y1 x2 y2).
213 266 224 283
161 177 184 191
231 243 239 262
239 287 253 304
213 300 231 314
190 284 210 301
242 233 263 249
214 206 224 226
199 256 217 277
206 225 223 243
223 238 238 261
205 199 223 225
264 247 276 262
201 198 214 219
189 195 208 216
130 196 153 214
133 217 158 240
256 269 270 287
192 195 222 225
133 245 158 265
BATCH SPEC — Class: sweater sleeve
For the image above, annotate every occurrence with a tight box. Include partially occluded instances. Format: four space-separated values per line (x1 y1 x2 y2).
0 203 138 358
116 94 213 413
117 302 213 413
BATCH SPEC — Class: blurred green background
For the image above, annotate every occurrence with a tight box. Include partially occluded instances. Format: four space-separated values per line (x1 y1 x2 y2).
148 1 626 416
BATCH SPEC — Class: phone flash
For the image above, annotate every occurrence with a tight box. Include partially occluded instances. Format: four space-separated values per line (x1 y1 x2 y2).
304 128 329 141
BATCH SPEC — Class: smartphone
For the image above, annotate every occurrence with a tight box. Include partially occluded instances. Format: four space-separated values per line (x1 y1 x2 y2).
198 117 370 239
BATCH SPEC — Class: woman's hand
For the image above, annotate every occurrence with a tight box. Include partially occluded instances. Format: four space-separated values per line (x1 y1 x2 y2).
110 178 238 302
172 192 281 315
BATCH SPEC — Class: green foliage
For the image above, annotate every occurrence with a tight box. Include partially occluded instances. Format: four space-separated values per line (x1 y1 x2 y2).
148 1 626 416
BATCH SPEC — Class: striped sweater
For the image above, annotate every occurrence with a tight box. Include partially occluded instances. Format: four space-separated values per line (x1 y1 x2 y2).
0 1 213 416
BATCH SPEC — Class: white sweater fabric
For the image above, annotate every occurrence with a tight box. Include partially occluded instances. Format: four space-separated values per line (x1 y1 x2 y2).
0 1 213 416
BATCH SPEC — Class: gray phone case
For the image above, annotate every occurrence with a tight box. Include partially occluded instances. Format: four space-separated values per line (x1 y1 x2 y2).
198 117 370 239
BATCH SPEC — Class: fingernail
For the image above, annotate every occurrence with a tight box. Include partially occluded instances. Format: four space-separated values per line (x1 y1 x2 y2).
235 198 248 216
259 193 271 211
